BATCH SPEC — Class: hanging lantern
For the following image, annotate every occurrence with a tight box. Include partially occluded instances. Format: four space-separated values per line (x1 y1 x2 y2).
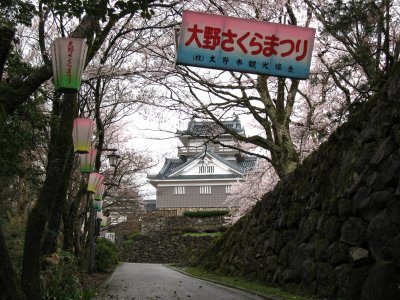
51 37 88 92
94 183 105 200
87 172 104 193
72 118 95 153
80 149 97 173
94 200 103 212
107 151 120 168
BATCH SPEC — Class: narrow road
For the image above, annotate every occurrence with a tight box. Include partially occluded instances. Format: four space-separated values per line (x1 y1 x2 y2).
93 263 265 300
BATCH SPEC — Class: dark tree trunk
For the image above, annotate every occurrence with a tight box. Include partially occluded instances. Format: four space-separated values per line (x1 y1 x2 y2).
62 178 86 253
77 194 91 255
0 25 15 134
84 195 94 248
41 145 75 255
0 24 15 81
21 93 77 300
0 224 26 300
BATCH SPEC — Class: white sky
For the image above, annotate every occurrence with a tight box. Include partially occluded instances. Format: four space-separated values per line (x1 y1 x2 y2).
125 109 182 200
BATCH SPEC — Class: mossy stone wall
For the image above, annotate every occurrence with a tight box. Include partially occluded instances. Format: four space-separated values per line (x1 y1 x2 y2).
112 215 225 264
197 67 400 299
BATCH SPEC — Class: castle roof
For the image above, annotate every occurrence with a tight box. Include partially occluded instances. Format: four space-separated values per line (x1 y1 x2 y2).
148 148 256 182
176 116 245 137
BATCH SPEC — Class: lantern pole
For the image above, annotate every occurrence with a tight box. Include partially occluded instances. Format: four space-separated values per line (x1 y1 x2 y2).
88 194 96 274
87 150 118 274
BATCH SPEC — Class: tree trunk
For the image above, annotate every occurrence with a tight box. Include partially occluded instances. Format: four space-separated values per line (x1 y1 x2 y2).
21 93 77 300
76 192 91 249
0 25 15 136
0 24 15 81
63 178 86 253
0 224 26 300
40 94 72 255
41 145 75 255
270 132 300 178
84 196 95 249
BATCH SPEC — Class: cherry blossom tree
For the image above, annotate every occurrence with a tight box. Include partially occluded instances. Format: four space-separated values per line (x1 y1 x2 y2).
305 0 399 102
224 158 279 223
131 0 399 180
219 0 400 221
130 1 305 178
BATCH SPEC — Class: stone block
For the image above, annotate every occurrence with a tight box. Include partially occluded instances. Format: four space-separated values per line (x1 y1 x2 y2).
323 216 341 243
327 241 349 266
334 264 352 299
313 239 329 261
265 255 279 272
338 198 352 219
349 247 369 261
359 191 393 221
340 217 368 246
391 233 400 265
301 258 316 284
361 261 400 300
368 208 400 261
352 187 370 215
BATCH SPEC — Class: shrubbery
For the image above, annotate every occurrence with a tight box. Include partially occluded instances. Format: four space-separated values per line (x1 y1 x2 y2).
95 238 119 272
183 210 230 218
2 213 25 272
41 251 96 300
123 229 141 241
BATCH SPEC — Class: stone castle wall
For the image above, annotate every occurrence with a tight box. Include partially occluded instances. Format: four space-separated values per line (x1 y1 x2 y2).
140 215 225 235
113 215 225 264
197 66 400 299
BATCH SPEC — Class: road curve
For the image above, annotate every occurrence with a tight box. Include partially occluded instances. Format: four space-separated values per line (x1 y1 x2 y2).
93 262 264 300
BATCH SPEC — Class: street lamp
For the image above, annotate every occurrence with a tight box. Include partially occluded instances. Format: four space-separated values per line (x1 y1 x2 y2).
107 151 120 168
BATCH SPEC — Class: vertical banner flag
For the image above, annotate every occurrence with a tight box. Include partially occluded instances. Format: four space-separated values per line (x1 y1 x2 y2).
176 11 316 79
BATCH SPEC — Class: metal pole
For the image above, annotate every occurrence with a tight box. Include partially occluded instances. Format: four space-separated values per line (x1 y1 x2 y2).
88 205 96 274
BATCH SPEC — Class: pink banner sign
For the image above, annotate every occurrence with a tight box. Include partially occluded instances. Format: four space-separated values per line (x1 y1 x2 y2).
176 10 316 79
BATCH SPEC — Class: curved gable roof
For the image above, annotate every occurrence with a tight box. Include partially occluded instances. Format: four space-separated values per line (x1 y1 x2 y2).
148 149 256 181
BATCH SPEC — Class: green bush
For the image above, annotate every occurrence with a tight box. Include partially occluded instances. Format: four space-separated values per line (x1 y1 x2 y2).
125 230 141 240
2 213 25 272
95 238 119 272
183 210 230 218
122 230 141 244
204 226 228 233
182 232 223 238
181 227 199 234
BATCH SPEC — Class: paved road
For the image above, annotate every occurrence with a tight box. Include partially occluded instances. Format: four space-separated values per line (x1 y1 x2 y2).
93 263 265 300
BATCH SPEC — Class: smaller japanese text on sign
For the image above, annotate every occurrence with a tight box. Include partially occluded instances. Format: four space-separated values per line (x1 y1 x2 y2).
176 11 316 79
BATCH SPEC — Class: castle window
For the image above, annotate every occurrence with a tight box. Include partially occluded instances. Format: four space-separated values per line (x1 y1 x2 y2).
174 186 185 195
226 185 232 194
200 186 212 194
199 165 214 174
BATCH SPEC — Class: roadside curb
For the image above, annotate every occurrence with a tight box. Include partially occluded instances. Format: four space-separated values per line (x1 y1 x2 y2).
166 265 283 300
